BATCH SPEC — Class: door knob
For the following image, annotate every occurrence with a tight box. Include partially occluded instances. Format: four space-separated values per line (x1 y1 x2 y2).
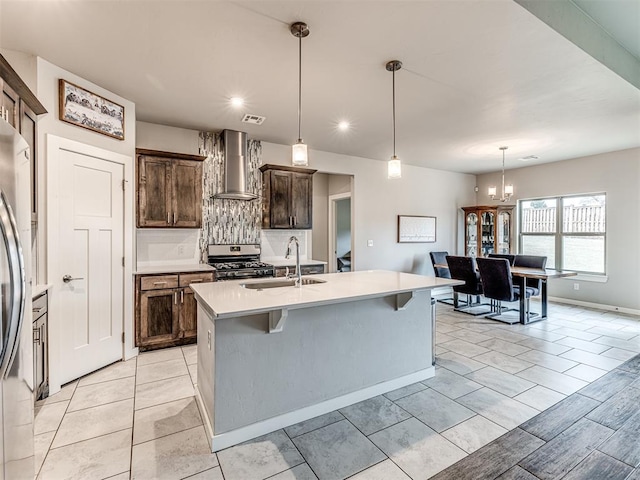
62 274 84 283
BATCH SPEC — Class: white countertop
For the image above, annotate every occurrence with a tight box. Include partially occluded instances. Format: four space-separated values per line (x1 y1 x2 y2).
135 263 215 275
191 270 462 319
32 284 52 299
262 258 327 267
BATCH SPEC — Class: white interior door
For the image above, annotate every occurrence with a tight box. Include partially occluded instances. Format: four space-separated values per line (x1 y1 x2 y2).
57 148 124 384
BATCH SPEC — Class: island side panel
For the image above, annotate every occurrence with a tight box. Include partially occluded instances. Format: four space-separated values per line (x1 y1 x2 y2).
196 303 215 433
213 289 432 434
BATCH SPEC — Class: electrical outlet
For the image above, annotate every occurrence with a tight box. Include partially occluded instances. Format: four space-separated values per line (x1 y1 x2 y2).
367 240 374 247
177 245 185 255
574 283 580 290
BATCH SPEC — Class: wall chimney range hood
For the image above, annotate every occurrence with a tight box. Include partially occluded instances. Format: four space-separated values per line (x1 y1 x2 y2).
214 129 257 200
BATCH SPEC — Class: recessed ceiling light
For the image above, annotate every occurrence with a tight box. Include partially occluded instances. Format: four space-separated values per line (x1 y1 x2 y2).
230 97 244 107
338 121 350 131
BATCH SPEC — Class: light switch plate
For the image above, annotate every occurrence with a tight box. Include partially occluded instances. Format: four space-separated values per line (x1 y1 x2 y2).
367 240 374 247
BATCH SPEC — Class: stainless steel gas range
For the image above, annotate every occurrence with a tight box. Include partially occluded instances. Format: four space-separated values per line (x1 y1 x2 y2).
207 244 275 280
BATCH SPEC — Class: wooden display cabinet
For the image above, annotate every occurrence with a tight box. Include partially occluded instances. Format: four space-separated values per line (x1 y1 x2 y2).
462 205 515 257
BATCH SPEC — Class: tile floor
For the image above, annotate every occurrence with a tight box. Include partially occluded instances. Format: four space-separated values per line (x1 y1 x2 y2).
34 299 640 479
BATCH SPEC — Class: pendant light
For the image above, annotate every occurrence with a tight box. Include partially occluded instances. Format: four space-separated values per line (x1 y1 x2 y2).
386 60 402 179
488 146 514 202
291 22 310 166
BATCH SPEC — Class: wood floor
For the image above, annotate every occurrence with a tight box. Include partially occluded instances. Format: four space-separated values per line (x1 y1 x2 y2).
433 354 640 479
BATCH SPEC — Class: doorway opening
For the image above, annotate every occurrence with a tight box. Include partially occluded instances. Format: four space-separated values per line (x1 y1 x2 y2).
329 193 352 273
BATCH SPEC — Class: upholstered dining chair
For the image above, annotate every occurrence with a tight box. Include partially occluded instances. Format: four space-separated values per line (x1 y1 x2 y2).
476 257 536 324
429 251 451 279
445 255 491 315
514 255 547 296
429 251 458 306
488 253 516 265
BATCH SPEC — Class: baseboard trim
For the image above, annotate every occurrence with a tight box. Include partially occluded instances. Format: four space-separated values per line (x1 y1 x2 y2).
195 386 215 451
547 296 640 316
200 366 435 452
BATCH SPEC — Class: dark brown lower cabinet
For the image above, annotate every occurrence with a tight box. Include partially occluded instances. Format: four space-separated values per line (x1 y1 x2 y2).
180 287 198 339
136 271 214 351
139 288 180 349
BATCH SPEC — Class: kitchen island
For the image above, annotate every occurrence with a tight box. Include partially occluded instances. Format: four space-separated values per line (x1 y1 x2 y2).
191 270 461 452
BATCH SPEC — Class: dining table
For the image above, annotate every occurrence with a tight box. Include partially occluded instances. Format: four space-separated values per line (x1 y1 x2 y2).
510 266 577 324
434 263 577 325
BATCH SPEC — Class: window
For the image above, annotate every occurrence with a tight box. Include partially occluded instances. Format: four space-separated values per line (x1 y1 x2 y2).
519 194 606 274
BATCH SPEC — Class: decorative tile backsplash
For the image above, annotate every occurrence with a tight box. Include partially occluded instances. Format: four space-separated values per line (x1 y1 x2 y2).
198 131 262 260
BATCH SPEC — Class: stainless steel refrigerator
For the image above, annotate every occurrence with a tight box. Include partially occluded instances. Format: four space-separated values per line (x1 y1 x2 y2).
0 117 34 479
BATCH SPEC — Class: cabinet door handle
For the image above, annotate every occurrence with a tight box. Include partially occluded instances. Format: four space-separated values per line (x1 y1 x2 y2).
174 292 178 305
33 327 40 345
294 216 297 226
190 279 203 283
153 281 167 286
173 212 177 225
180 290 184 303
167 212 171 224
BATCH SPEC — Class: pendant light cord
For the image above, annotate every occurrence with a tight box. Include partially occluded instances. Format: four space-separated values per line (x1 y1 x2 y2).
298 31 302 142
392 68 396 157
501 148 505 197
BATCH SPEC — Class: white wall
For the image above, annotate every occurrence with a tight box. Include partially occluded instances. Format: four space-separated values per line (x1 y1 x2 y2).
15 55 138 392
136 121 200 155
135 121 476 274
477 147 640 311
312 173 329 262
261 143 477 274
135 121 202 266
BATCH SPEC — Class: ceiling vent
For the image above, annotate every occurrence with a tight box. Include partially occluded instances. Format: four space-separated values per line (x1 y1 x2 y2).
241 114 266 125
519 155 539 162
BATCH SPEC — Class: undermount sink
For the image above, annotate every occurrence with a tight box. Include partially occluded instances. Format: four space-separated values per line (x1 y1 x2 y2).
240 277 327 290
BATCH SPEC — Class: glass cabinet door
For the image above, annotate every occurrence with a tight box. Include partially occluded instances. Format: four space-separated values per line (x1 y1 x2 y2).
481 211 495 256
465 212 478 257
497 211 511 254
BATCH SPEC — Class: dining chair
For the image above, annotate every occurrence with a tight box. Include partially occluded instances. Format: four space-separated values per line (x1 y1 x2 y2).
429 251 460 306
488 253 516 265
429 251 451 279
445 255 491 315
514 255 547 295
476 257 536 324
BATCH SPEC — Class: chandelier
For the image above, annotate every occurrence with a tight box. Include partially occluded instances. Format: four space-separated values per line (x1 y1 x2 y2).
488 146 513 202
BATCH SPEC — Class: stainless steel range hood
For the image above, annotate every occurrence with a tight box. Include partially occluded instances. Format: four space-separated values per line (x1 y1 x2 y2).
214 129 257 200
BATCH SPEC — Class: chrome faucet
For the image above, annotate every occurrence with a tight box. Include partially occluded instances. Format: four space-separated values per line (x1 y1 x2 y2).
285 236 302 287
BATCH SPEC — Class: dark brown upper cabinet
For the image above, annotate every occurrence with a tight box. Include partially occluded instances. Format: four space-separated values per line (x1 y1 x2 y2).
260 164 316 230
1 54 47 223
136 149 205 228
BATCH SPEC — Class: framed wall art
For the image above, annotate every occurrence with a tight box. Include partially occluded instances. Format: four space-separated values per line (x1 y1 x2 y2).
398 215 436 243
59 79 125 140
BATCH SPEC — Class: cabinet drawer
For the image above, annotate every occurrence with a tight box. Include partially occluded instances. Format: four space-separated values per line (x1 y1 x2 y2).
140 274 179 290
179 272 214 287
32 293 47 320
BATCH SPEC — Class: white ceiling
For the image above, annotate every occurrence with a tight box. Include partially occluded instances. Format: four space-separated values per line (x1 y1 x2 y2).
1 0 639 174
